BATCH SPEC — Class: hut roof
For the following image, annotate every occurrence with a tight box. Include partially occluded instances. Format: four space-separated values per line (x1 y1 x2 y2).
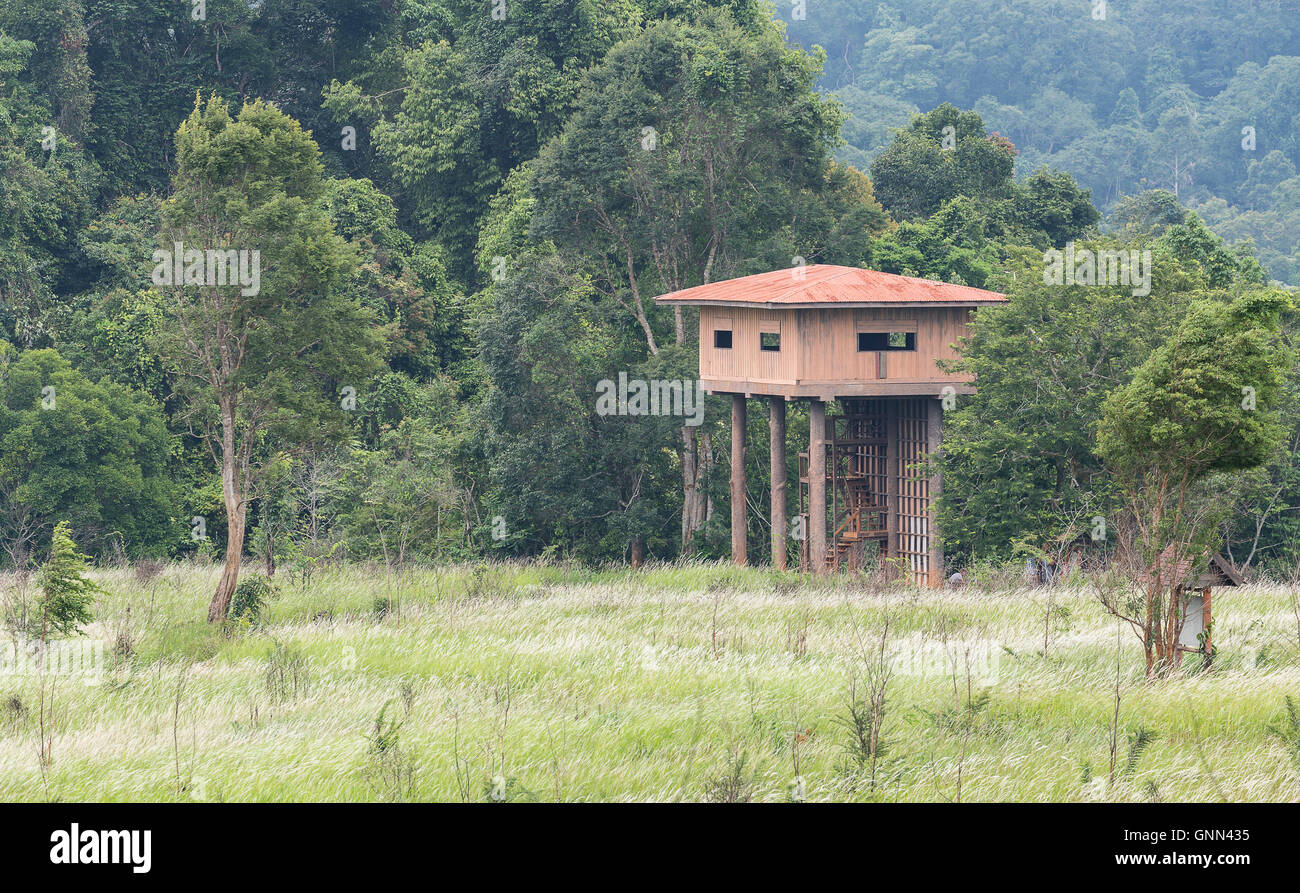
1140 548 1244 589
653 265 1008 309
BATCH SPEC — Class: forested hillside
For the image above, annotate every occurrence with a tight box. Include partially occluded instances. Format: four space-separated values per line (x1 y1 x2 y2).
785 0 1300 284
1 0 1297 606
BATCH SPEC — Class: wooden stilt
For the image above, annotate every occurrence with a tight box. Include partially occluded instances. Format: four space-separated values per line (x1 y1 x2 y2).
926 397 944 587
808 399 827 574
769 398 787 570
731 394 747 566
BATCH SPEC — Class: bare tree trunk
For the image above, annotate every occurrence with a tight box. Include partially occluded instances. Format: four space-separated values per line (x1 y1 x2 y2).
209 502 245 622
209 409 245 623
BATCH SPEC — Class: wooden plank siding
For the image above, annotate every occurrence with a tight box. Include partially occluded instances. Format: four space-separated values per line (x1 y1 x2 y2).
699 306 799 387
698 305 975 399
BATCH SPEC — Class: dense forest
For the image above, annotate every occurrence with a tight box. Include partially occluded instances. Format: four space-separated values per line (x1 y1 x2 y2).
1 0 1298 608
788 0 1300 285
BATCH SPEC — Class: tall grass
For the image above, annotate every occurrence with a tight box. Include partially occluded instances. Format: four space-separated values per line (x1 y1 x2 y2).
0 560 1297 802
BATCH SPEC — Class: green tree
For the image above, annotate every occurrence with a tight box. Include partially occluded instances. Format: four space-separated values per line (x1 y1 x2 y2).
1097 290 1291 677
36 519 96 638
938 239 1234 563
525 11 875 552
0 28 98 346
0 347 175 566
324 0 644 279
869 104 1016 222
153 95 384 622
324 177 470 379
476 252 684 562
336 417 457 567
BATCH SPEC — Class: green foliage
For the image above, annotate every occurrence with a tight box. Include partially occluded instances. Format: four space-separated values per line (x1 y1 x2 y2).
870 104 1016 222
155 95 386 449
939 246 1189 560
335 413 463 564
0 347 176 564
529 10 859 285
36 519 96 638
323 177 470 378
1123 725 1159 778
1098 291 1291 479
229 576 278 626
326 0 645 278
365 699 403 757
0 24 99 345
3 0 1298 577
812 2 1300 284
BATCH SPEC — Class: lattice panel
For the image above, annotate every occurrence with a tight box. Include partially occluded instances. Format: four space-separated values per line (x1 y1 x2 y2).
836 400 888 540
895 398 931 585
804 398 937 584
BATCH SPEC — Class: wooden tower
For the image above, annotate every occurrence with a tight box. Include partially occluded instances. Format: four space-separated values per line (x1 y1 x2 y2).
656 264 1007 585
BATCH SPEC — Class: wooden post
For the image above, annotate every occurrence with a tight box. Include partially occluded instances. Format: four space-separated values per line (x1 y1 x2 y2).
769 398 787 570
1202 587 1213 657
926 397 945 587
808 399 827 574
731 394 747 566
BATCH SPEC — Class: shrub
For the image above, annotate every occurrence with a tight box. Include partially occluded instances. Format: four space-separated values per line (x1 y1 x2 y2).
36 521 98 639
229 576 278 625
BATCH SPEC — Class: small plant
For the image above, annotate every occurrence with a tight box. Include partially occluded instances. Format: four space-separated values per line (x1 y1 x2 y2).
366 700 403 755
36 521 97 639
837 620 894 793
264 641 309 705
363 700 417 801
705 749 755 803
466 564 502 600
3 694 25 732
1123 725 1159 778
229 576 278 626
34 522 98 778
399 680 418 715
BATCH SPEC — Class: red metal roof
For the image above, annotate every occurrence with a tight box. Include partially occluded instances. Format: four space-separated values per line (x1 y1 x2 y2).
654 265 1007 307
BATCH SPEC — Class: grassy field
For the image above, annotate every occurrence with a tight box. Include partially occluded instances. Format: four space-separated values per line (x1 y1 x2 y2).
2 561 1299 802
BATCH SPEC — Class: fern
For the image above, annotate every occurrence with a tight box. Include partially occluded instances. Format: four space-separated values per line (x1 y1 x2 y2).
1124 725 1159 777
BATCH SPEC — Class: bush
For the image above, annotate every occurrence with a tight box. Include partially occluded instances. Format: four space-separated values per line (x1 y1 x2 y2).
229 576 278 625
